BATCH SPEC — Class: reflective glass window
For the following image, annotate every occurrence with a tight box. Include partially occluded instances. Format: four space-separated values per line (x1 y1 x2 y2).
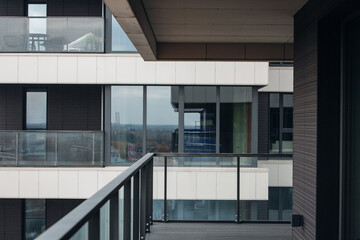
220 87 252 153
25 199 46 240
26 91 47 130
111 16 137 52
111 86 143 164
184 87 216 153
147 86 179 152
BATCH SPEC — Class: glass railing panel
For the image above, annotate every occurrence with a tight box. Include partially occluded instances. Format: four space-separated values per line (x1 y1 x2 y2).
0 131 103 167
166 156 237 221
0 17 104 53
240 156 293 221
0 131 17 166
57 132 103 166
100 200 110 240
153 157 164 221
69 222 88 240
18 132 56 166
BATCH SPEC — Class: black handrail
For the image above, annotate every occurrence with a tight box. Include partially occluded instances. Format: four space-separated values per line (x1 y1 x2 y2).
36 153 154 240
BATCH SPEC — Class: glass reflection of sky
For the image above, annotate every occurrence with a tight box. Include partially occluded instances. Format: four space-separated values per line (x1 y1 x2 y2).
112 16 137 52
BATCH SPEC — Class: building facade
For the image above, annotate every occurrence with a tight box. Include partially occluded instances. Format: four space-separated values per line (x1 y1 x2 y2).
0 1 293 239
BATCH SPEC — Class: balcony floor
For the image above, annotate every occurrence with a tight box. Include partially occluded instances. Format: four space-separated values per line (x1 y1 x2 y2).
147 222 291 240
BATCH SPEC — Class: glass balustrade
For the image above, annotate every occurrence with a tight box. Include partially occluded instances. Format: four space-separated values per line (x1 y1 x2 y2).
0 17 104 52
0 131 104 166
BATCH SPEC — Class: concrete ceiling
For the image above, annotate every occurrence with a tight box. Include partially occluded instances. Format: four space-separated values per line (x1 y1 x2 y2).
104 0 308 61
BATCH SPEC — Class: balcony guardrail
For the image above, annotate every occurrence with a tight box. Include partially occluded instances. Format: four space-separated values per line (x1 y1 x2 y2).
0 131 104 167
36 153 292 240
0 17 104 52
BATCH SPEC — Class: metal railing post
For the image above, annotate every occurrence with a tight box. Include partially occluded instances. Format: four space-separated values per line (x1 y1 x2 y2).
149 158 153 225
124 180 131 240
145 163 151 232
92 132 95 165
15 132 19 166
88 211 100 240
110 191 119 240
164 156 167 222
54 133 58 166
237 156 240 223
133 172 140 240
140 166 147 239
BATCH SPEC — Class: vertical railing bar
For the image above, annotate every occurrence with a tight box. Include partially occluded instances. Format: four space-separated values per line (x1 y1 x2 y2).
140 166 147 239
54 132 58 166
15 132 19 166
88 211 100 240
92 132 95 165
110 191 119 240
145 162 151 233
149 158 153 225
124 180 131 240
237 156 240 223
133 172 140 240
164 156 167 222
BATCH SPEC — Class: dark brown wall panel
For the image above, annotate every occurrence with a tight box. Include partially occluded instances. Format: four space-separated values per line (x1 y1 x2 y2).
47 0 64 16
87 85 102 130
0 87 6 129
5 86 23 130
0 0 25 16
47 85 101 131
62 86 89 130
258 93 269 154
47 86 63 130
0 200 4 240
2 200 22 240
46 199 84 229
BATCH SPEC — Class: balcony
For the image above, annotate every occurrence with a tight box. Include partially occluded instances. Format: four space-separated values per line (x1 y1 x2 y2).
37 153 292 240
0 131 104 167
0 17 104 53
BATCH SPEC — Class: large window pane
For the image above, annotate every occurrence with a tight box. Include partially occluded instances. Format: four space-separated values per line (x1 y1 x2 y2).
184 87 216 153
111 16 137 52
147 86 178 152
269 93 280 153
220 87 252 153
25 199 45 240
111 86 143 164
26 91 47 130
283 94 293 129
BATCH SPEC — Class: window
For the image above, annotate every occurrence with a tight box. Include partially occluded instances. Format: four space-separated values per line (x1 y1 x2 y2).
269 93 293 153
24 199 45 240
28 4 47 51
26 90 47 130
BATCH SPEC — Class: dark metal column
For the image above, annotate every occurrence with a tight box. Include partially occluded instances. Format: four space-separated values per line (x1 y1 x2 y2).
110 191 119 240
124 180 131 240
163 156 167 222
237 156 240 223
133 172 140 240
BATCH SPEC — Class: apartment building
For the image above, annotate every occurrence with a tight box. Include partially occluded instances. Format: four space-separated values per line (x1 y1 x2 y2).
0 1 294 239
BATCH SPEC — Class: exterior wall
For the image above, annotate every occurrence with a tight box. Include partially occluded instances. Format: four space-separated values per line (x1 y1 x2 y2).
259 67 293 92
0 166 294 201
0 199 22 240
0 0 24 16
0 54 268 86
0 85 101 131
46 199 84 228
0 86 23 130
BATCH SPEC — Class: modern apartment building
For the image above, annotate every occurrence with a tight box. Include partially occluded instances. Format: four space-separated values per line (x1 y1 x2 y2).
0 1 295 239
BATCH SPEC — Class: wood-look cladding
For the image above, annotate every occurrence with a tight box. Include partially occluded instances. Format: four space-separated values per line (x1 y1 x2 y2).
0 199 22 240
47 0 102 16
294 0 354 239
258 93 269 154
0 86 23 130
46 199 84 228
47 85 101 130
